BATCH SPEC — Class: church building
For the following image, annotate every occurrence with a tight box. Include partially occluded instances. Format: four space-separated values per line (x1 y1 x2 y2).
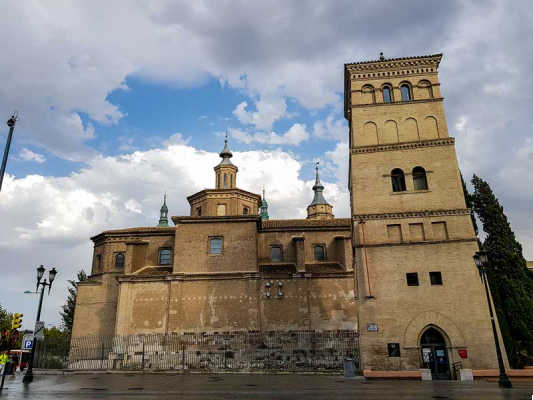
72 53 504 377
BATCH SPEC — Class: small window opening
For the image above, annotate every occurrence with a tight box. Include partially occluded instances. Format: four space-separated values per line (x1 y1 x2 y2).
223 173 227 189
270 246 283 262
115 253 125 269
313 245 325 261
243 207 249 215
412 166 428 190
387 343 401 357
210 238 223 255
430 272 443 285
159 248 172 265
383 86 392 103
391 168 406 192
197 207 202 216
401 84 411 101
406 272 419 286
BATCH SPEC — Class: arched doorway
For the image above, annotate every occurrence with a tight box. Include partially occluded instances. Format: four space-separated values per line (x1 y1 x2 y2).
420 327 451 380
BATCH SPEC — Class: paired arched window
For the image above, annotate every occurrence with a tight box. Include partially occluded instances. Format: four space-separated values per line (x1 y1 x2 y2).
210 238 223 254
243 207 249 215
115 253 125 268
313 245 325 261
382 86 392 103
159 248 172 265
400 84 412 101
412 166 428 190
270 246 283 262
391 168 407 192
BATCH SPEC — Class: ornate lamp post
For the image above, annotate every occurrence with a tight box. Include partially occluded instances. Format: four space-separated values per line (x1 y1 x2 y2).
473 250 512 388
22 265 58 383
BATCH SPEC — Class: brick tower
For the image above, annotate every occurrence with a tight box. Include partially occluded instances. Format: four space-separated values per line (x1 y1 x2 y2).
344 53 504 376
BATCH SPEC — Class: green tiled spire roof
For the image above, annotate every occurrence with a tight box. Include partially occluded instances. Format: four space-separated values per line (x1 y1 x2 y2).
157 193 169 227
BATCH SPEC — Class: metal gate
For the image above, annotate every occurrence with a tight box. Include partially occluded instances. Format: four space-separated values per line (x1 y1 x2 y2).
67 330 359 372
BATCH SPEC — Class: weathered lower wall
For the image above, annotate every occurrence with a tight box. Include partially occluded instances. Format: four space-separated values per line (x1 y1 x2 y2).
114 274 357 336
72 274 120 337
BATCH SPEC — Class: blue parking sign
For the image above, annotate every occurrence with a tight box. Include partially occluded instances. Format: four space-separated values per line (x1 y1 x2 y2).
23 340 33 350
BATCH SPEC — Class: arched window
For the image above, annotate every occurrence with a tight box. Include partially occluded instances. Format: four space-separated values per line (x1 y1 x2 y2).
217 173 220 189
382 86 392 103
210 238 223 254
223 173 227 189
391 168 407 192
412 166 428 190
270 246 283 262
159 248 172 265
418 80 433 99
196 207 202 216
115 253 125 268
401 84 412 101
243 207 249 215
230 174 233 189
362 85 376 104
313 245 325 261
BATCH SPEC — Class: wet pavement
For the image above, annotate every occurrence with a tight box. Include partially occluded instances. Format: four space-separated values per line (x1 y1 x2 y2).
0 372 532 399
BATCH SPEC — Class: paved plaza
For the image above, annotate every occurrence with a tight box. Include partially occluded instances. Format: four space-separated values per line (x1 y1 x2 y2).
0 373 532 399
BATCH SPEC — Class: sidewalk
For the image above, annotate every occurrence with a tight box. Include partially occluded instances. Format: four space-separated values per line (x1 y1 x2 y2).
0 373 532 399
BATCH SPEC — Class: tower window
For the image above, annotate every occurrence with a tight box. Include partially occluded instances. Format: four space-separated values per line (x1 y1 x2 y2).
401 84 411 101
197 207 202 216
159 248 172 265
223 173 227 189
209 237 223 255
230 174 233 189
95 254 101 271
406 273 419 286
243 207 249 215
362 84 376 104
412 166 428 190
382 86 392 103
270 246 283 262
114 253 125 269
313 245 326 261
391 168 406 192
430 272 443 285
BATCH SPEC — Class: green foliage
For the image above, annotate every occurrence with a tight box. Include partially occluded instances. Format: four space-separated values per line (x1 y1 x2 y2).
461 172 478 235
60 270 87 332
471 174 533 368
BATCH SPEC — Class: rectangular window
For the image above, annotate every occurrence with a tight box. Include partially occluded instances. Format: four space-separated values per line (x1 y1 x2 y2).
387 343 401 357
409 223 425 241
159 248 172 265
217 204 226 216
432 222 449 240
270 246 283 262
430 272 443 285
406 272 419 286
95 254 101 271
387 224 403 243
210 237 223 255
313 245 326 261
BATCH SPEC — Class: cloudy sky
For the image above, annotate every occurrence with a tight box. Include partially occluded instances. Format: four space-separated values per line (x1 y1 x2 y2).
0 0 532 328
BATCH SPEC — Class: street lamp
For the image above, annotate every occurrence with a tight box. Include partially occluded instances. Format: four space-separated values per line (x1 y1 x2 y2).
473 250 512 388
23 265 58 383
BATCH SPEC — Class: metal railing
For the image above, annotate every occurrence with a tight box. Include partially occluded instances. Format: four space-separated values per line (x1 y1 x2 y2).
65 330 359 372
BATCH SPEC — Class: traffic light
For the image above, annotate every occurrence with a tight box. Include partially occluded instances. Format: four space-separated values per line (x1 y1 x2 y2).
11 313 23 330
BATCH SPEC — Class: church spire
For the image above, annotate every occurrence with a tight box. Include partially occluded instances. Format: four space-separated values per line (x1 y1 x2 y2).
157 193 169 227
309 162 330 206
307 162 334 219
260 188 269 220
214 133 238 189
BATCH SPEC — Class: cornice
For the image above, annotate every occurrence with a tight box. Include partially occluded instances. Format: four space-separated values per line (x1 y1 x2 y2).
172 215 261 224
187 188 262 203
350 97 443 109
354 208 472 220
345 54 442 71
351 138 455 154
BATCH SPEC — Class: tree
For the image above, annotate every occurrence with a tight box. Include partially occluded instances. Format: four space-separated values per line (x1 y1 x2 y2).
471 174 533 368
0 304 13 350
60 270 87 332
461 172 478 235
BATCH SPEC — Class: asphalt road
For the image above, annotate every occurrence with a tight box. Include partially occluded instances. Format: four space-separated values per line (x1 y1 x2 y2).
0 373 532 399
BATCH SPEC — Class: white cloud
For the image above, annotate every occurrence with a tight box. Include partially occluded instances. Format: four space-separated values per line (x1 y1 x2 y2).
229 124 309 146
313 114 348 142
233 98 288 130
18 148 46 163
